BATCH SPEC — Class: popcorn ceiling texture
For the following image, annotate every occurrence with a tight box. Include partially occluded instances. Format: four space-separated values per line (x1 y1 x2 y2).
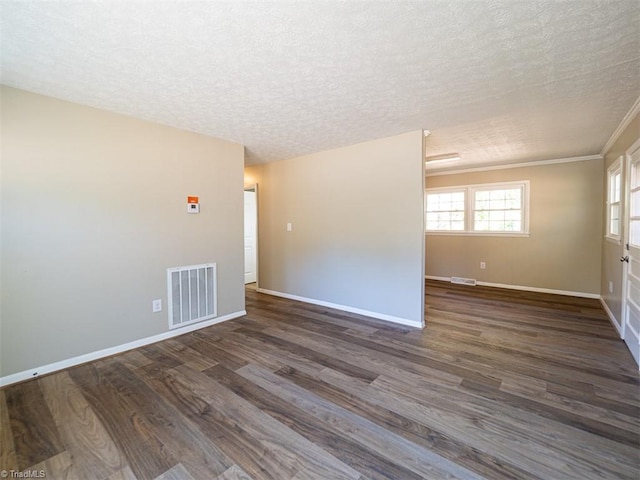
1 0 638 166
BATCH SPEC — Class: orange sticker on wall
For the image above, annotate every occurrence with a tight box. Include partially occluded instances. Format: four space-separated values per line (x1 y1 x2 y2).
187 196 199 204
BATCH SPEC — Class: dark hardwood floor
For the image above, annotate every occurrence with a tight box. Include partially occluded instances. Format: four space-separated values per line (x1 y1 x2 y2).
2 279 639 479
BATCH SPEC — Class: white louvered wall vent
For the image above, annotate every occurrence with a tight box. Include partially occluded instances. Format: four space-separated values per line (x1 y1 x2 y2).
167 263 217 330
451 276 477 286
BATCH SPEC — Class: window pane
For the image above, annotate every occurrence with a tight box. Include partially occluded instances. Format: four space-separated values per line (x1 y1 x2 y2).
495 199 507 209
426 190 465 231
610 203 620 235
631 190 640 217
476 188 521 210
489 190 505 201
426 194 439 211
506 197 521 209
489 210 505 221
475 219 489 230
607 161 622 238
506 221 521 231
427 213 444 229
505 189 520 199
611 217 619 236
632 164 640 191
611 203 620 221
474 186 523 232
631 219 640 247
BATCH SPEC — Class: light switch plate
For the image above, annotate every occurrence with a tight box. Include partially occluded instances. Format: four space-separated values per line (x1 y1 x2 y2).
152 299 162 312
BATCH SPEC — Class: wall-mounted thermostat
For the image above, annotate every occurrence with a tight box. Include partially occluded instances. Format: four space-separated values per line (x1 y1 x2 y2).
187 196 200 214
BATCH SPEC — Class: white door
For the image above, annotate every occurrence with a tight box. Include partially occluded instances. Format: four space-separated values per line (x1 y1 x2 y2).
623 141 640 366
244 189 257 284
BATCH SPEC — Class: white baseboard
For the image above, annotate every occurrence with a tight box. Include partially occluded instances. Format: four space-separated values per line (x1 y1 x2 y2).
625 328 640 367
425 275 600 299
425 275 451 282
600 300 639 369
256 288 424 329
599 298 623 338
0 310 247 388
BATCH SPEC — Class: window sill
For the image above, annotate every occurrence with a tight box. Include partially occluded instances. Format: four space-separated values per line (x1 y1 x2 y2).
426 231 530 238
604 235 622 245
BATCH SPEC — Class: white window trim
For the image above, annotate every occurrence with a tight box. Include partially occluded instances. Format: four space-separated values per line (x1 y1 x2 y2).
605 156 623 244
423 187 466 232
426 180 530 237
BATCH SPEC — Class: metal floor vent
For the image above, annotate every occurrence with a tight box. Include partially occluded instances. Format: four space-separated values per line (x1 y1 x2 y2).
451 276 477 286
167 263 217 329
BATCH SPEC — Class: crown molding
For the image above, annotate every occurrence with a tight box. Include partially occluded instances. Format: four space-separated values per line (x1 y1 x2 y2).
425 154 602 177
600 96 640 156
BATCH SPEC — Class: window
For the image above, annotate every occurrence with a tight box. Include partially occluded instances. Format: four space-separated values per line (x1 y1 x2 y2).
426 181 529 236
606 157 622 242
473 186 523 232
425 190 465 231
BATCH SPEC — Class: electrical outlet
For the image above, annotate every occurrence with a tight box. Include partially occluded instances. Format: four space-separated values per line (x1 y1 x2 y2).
609 281 614 293
480 262 486 270
152 299 162 313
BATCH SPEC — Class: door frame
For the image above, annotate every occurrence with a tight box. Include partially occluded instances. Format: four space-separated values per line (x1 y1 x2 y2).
244 183 259 288
621 137 640 365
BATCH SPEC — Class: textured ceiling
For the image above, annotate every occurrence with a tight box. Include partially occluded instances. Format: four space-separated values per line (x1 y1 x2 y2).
1 1 639 167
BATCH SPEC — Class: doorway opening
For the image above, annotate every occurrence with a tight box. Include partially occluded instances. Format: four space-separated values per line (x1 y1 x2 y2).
244 185 258 289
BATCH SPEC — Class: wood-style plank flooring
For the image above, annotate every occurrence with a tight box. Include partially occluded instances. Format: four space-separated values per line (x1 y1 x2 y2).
1 280 639 479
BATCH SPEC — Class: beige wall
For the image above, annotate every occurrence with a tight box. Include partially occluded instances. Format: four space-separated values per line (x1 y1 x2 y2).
601 113 640 323
426 159 603 295
0 86 245 377
247 131 425 326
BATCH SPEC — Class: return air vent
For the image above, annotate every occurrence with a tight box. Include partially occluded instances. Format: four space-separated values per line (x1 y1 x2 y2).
167 263 217 329
451 277 477 286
